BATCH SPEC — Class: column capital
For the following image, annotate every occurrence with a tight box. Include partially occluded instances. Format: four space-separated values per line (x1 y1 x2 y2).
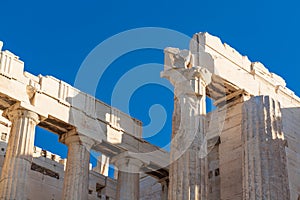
111 152 144 173
3 104 39 124
59 129 95 149
161 67 211 97
62 129 92 199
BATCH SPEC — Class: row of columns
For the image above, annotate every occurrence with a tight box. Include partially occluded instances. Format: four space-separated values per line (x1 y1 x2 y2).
0 104 167 200
0 61 290 200
0 95 290 200
0 104 97 200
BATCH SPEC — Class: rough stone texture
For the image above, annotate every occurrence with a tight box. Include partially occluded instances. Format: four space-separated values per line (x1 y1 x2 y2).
242 96 290 200
205 98 246 200
206 137 220 200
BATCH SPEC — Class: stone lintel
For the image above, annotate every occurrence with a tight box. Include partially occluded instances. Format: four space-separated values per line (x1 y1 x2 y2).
213 89 251 107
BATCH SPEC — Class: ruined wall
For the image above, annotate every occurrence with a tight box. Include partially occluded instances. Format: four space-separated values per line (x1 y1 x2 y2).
192 32 300 199
281 102 300 199
242 96 290 199
206 99 245 200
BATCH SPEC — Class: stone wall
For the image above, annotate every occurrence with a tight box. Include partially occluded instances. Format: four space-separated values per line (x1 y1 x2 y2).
206 99 244 200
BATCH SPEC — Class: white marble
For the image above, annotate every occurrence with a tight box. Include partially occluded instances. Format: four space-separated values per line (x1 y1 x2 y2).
0 107 39 199
59 130 94 200
112 153 143 200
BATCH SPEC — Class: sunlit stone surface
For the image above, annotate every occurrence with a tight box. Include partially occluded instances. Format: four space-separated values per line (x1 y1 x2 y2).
0 32 299 199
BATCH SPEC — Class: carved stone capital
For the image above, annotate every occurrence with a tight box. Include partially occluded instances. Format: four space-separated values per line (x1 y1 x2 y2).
161 66 211 97
164 48 192 70
59 129 95 149
3 104 39 124
111 152 144 173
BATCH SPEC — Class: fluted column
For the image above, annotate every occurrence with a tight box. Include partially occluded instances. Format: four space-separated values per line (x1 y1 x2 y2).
162 48 211 200
0 107 39 200
59 130 94 200
112 153 143 200
242 96 290 200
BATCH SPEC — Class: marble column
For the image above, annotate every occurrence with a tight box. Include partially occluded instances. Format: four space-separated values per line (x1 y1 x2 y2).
162 48 211 200
59 130 94 200
242 96 290 200
0 107 39 199
112 154 143 200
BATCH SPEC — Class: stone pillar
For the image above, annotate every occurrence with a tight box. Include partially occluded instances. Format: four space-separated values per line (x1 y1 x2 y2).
242 96 290 200
0 107 39 200
59 130 94 200
162 48 211 200
112 153 143 200
94 154 110 176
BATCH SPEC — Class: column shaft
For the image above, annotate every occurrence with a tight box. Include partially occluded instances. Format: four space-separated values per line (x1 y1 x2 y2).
113 156 143 200
61 132 94 200
242 96 290 200
162 49 211 200
0 109 39 200
169 93 207 200
116 171 139 200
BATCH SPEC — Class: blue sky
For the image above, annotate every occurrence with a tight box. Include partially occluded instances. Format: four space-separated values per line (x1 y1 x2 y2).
0 0 299 167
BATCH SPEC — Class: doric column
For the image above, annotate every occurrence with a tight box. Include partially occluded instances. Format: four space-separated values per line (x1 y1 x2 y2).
112 153 143 200
0 107 39 199
162 48 211 200
59 130 94 200
242 96 290 200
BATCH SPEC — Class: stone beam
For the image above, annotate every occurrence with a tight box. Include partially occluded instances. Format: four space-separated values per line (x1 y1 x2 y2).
189 32 300 107
0 44 169 176
0 48 142 139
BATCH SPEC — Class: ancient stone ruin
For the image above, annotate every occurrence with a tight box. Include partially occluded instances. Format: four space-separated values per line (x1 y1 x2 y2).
0 33 299 200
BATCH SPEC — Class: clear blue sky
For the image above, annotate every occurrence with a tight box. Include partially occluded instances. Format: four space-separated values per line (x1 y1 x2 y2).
0 0 299 166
